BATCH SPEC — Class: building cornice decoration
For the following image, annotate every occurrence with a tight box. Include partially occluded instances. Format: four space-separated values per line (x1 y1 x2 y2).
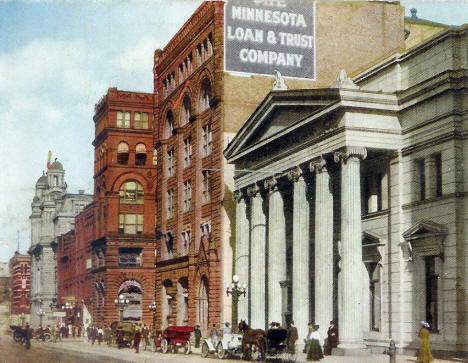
263 176 279 193
286 166 303 183
233 189 247 203
272 70 288 91
334 147 367 164
309 156 328 174
246 184 260 198
331 69 359 89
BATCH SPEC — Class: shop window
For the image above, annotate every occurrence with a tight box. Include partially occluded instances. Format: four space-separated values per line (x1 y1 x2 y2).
135 143 147 166
119 181 144 204
117 142 129 165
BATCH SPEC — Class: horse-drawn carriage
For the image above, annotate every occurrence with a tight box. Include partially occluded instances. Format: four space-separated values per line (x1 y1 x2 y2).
157 326 194 354
237 320 297 362
200 333 243 359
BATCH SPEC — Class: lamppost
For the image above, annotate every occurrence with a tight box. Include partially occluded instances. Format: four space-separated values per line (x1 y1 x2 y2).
62 302 75 326
37 309 45 328
226 275 247 331
148 301 157 331
114 294 129 321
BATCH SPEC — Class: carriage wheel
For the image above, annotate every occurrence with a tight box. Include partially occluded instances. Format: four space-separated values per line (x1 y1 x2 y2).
217 342 227 359
161 339 169 353
184 340 191 354
201 342 209 358
43 333 51 342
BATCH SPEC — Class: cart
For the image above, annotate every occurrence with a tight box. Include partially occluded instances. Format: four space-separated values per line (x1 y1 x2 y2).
160 326 194 354
263 328 296 362
201 333 243 359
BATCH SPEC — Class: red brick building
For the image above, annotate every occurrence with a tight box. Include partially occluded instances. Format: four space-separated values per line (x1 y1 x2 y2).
9 252 31 325
91 88 156 326
56 203 94 327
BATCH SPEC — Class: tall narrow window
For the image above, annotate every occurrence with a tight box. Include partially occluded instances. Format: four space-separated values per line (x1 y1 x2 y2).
135 143 147 166
181 95 191 126
369 263 381 331
425 256 439 333
183 180 192 212
166 110 174 139
181 230 191 256
167 189 174 218
434 153 442 197
167 149 175 177
117 111 130 128
199 78 212 112
117 142 129 165
202 170 211 203
183 137 192 168
415 158 425 201
119 181 144 204
202 124 212 157
165 232 174 259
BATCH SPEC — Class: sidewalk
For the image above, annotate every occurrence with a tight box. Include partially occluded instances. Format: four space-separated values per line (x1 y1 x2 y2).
40 338 466 363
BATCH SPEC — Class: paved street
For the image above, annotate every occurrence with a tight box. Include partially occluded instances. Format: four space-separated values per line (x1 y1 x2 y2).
0 326 465 363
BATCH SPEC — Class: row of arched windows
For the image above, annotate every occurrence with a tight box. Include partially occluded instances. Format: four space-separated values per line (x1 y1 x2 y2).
117 142 148 165
163 77 212 139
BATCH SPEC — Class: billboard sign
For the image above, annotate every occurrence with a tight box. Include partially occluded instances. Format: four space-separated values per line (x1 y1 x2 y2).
225 0 315 79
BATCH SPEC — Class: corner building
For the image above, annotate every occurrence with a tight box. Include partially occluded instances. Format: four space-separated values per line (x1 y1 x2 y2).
9 253 31 326
91 88 156 326
152 1 406 335
225 24 467 357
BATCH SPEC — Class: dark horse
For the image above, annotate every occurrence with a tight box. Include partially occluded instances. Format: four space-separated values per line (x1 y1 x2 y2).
238 320 267 361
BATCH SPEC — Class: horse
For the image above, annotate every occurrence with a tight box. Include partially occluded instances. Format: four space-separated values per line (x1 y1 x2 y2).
238 320 267 361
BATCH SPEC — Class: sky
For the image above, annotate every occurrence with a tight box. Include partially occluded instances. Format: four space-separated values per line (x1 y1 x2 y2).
0 0 466 263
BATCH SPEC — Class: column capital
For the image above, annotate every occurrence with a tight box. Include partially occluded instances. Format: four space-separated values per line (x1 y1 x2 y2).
233 189 247 203
334 147 367 164
264 176 280 193
246 184 261 198
286 166 304 183
309 156 328 174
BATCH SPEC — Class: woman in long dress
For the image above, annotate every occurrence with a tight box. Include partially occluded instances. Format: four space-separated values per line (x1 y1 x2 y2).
306 324 324 361
418 322 433 363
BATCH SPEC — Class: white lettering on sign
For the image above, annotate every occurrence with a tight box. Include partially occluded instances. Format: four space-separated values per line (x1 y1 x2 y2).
239 49 304 67
232 6 307 28
227 26 264 43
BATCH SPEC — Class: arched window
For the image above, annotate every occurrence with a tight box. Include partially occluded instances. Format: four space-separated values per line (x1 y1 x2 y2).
135 143 147 166
119 181 144 204
165 110 174 138
180 95 191 126
199 78 212 113
117 142 129 165
197 276 209 335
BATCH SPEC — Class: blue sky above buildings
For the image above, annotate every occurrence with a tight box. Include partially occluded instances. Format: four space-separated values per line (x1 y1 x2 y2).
0 0 466 262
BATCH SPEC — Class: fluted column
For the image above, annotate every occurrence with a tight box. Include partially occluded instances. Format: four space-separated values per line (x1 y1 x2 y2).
310 157 334 340
234 190 249 322
289 166 310 345
334 147 367 351
248 184 266 329
265 177 286 325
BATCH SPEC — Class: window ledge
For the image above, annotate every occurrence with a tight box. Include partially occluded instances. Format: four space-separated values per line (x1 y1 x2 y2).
362 209 389 220
402 192 461 210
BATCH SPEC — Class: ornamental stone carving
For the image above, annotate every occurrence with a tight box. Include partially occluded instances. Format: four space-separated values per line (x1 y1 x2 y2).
233 189 246 202
333 147 367 164
247 184 260 198
286 166 303 183
309 156 328 174
264 176 279 193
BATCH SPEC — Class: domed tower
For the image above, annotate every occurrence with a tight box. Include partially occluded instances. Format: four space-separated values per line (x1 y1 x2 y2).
30 173 47 246
46 159 66 191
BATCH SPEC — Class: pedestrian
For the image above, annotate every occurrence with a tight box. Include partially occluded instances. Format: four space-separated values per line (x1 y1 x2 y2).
91 326 97 345
24 324 33 350
97 326 103 345
55 324 61 342
86 326 91 341
142 324 150 350
223 322 232 335
210 324 218 346
324 320 338 355
61 324 67 339
134 328 141 353
78 324 82 338
117 330 124 349
306 324 323 361
194 325 202 348
417 321 433 363
286 321 298 354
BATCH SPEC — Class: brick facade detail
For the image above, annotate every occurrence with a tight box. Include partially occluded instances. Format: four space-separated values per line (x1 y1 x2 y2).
9 252 31 315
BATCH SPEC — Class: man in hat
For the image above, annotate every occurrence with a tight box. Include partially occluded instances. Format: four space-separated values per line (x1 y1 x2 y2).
24 324 33 350
194 325 202 348
286 321 298 354
325 320 338 355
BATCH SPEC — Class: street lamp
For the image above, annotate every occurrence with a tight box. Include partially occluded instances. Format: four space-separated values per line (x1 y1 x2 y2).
114 294 130 321
226 275 247 331
148 301 157 332
37 309 45 328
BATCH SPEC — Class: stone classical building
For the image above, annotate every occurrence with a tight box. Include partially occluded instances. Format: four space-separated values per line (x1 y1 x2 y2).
29 161 92 327
9 252 31 326
0 262 11 326
225 25 467 357
152 0 406 335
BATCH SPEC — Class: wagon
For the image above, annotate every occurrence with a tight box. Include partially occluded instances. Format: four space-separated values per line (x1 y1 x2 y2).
263 328 296 362
112 321 137 348
160 326 194 354
201 333 243 359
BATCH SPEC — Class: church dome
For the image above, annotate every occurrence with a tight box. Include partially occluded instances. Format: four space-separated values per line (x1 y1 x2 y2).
36 174 48 186
49 160 64 171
